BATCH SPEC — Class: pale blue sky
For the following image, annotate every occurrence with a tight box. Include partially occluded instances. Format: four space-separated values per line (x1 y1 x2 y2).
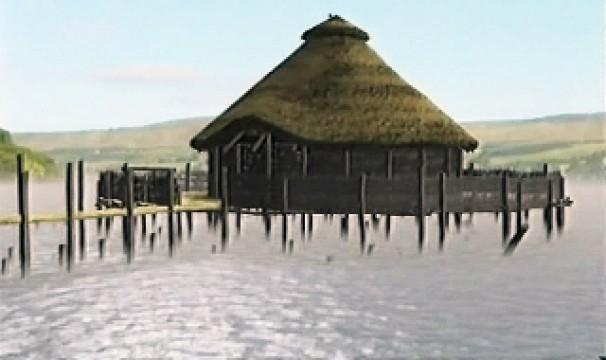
0 0 603 132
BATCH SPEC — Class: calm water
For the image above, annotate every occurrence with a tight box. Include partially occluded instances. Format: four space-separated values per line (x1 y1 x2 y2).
0 178 603 359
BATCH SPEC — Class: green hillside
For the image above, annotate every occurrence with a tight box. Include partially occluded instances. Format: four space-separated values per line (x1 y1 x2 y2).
12 112 606 178
464 113 605 178
0 128 57 177
13 117 210 170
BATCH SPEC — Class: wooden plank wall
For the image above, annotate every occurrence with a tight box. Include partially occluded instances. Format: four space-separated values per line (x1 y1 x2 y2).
228 174 562 215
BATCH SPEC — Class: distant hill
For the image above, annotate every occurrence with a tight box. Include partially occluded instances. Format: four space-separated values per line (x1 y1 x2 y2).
0 128 56 177
13 117 212 170
13 112 605 178
463 112 605 178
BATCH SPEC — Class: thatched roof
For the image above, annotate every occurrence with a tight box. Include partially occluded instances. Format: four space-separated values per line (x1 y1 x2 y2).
191 15 478 151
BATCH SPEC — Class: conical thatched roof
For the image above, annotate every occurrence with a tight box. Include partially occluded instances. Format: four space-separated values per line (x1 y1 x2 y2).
191 15 478 151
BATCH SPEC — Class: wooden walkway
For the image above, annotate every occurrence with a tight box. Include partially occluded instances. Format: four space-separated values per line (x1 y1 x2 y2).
0 195 221 226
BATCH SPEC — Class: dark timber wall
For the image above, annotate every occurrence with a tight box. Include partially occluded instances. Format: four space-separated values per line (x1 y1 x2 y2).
209 140 464 198
204 135 563 216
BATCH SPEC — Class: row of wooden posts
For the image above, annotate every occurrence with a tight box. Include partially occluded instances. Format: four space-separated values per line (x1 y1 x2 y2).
2 156 568 279
0 157 198 278
215 161 567 259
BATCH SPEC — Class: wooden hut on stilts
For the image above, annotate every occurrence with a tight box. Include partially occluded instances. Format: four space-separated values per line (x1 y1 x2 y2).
189 15 571 253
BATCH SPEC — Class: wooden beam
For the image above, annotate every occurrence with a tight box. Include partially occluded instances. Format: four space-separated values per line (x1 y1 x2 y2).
251 133 267 153
345 149 351 177
302 145 309 176
221 131 245 154
386 149 393 179
235 144 243 174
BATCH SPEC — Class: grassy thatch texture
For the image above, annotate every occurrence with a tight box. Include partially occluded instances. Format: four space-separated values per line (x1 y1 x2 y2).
191 16 478 151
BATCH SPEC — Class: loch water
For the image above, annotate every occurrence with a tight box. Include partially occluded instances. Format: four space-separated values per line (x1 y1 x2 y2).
0 179 603 359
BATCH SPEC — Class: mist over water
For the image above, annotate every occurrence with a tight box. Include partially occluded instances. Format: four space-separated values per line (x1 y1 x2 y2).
0 179 603 358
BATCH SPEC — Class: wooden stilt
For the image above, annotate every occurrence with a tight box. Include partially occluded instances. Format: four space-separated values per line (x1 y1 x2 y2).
340 214 349 239
385 215 391 240
556 177 565 232
544 178 553 238
307 213 313 239
300 213 306 239
168 169 176 256
77 160 86 260
501 173 510 244
263 210 271 239
235 211 242 235
104 171 112 235
504 224 529 255
438 172 446 251
417 149 426 252
66 162 75 271
124 166 135 263
141 214 147 240
58 244 65 266
516 180 523 234
282 178 289 253
1 258 6 275
150 233 156 253
17 154 30 277
359 173 367 254
220 166 229 251
98 239 105 259
454 212 462 232
177 211 183 242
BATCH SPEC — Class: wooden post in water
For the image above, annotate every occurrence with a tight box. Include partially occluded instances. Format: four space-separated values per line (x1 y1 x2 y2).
516 179 523 234
1 258 6 276
417 149 426 252
282 178 289 253
77 160 86 260
454 165 462 232
17 154 31 277
340 214 349 239
438 172 447 251
58 244 65 266
124 166 135 263
235 211 242 235
307 213 313 239
150 233 156 253
300 213 306 239
358 173 367 254
168 169 176 256
543 178 553 239
501 173 510 244
98 239 105 259
263 211 271 239
104 171 112 234
220 166 229 251
556 177 565 232
66 162 75 271
184 162 192 239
